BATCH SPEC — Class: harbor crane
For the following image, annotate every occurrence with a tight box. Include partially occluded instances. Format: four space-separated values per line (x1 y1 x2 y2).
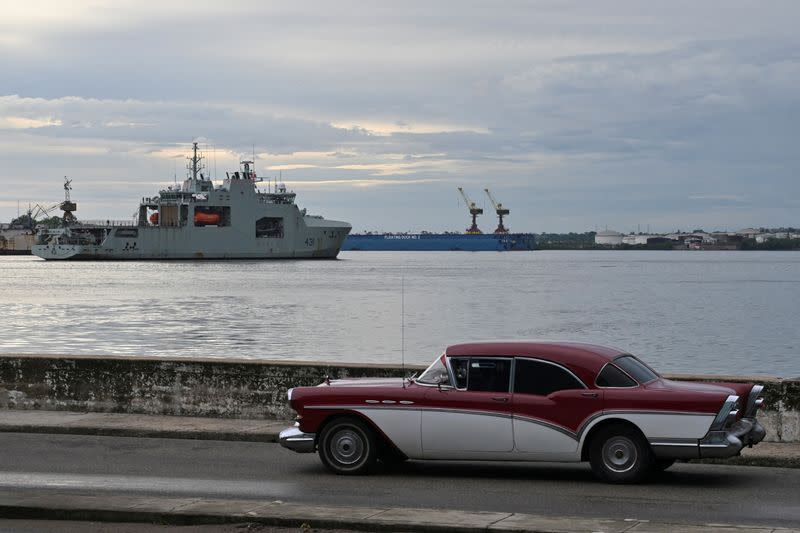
457 187 483 234
484 188 510 234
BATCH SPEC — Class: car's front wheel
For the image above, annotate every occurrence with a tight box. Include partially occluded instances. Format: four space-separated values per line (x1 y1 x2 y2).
318 417 377 475
589 425 653 483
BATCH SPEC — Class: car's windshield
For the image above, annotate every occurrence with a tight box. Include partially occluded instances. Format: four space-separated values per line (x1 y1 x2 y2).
416 356 451 385
614 355 659 383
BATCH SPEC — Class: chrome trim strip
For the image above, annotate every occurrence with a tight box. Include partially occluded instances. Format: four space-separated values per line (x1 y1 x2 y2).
649 441 697 447
508 357 516 394
307 404 514 421
417 406 513 420
512 414 577 439
287 388 293 401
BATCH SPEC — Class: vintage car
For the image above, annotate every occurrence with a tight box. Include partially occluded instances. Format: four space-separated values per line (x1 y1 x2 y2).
279 341 766 483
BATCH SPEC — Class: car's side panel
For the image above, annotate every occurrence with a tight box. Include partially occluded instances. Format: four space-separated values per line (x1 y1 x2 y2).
511 417 580 459
421 388 513 457
512 389 602 454
354 407 423 458
421 410 513 457
577 411 716 451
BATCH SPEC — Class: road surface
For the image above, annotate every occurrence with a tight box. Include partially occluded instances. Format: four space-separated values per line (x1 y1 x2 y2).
0 433 797 528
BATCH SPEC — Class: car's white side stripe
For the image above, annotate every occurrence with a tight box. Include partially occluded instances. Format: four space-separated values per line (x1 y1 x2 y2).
307 405 715 460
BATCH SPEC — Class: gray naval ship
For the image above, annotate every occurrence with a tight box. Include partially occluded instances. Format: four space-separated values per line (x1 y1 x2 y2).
32 143 351 260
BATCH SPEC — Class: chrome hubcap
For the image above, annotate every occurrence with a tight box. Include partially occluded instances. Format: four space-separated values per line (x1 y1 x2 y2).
330 429 364 465
602 436 637 473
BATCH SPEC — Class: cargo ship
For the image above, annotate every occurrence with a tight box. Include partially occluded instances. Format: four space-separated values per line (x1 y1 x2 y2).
342 187 535 251
342 232 535 251
32 143 351 260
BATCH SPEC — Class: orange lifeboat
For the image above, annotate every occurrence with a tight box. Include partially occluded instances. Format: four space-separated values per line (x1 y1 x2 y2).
194 212 221 225
149 212 159 224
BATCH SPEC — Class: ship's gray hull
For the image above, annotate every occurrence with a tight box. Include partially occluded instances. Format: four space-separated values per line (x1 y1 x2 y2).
33 218 350 260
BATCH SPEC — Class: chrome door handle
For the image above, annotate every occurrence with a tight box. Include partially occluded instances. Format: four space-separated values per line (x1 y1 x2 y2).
581 392 599 398
491 397 509 403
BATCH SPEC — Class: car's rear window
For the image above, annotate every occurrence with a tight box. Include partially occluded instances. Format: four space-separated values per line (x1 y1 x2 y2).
613 355 658 384
596 363 637 387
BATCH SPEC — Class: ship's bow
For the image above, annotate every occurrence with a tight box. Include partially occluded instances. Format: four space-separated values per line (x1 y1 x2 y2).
32 244 86 260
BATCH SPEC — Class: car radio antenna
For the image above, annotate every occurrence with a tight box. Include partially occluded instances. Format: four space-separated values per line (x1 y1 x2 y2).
401 268 406 387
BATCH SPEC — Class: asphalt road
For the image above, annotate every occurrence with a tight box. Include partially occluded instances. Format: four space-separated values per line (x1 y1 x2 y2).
0 433 798 529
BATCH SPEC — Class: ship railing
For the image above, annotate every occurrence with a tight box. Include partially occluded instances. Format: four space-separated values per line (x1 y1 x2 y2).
78 219 137 227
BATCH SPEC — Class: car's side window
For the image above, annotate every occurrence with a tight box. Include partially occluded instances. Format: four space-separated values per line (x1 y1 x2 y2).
466 358 511 392
596 363 637 388
514 358 585 396
450 357 469 389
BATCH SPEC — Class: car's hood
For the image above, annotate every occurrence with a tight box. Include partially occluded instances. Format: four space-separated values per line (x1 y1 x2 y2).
324 377 407 388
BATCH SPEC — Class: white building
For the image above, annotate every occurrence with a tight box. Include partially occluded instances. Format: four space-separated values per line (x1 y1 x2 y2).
595 230 624 246
622 234 657 245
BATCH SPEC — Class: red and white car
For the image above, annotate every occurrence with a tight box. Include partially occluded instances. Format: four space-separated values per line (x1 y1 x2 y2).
279 341 766 483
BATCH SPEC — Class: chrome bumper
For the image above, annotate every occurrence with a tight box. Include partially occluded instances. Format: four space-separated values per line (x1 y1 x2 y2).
698 417 766 459
279 426 316 453
651 418 766 460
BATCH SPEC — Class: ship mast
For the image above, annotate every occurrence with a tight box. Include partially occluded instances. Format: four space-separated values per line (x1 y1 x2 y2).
187 142 204 181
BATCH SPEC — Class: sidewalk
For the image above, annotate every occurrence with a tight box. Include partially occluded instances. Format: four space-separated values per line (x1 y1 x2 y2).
0 491 796 533
0 410 288 442
0 409 798 468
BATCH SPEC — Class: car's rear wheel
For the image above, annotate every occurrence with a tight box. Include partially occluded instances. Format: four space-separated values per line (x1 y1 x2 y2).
589 425 653 483
318 417 377 475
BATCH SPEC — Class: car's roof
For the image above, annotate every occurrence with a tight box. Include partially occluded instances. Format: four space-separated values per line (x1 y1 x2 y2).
445 341 628 386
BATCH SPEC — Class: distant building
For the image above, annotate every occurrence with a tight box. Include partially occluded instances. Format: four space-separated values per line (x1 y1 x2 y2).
595 230 624 246
622 234 658 245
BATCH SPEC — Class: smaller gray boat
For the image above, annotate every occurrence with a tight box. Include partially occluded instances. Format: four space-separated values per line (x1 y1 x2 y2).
33 143 351 260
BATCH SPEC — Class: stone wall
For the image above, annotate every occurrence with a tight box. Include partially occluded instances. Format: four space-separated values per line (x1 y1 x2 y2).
0 354 797 442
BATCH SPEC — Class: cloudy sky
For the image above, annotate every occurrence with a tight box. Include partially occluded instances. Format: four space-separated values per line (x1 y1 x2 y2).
0 1 797 232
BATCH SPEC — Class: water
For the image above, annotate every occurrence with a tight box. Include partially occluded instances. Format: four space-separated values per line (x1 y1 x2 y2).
0 251 798 377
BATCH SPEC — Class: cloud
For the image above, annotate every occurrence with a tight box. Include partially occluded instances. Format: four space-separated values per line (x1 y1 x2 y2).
0 2 798 231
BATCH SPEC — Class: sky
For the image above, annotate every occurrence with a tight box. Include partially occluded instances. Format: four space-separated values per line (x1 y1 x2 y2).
0 0 798 233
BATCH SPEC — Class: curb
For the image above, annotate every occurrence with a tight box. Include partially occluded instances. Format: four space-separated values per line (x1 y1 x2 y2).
0 495 792 533
0 424 280 443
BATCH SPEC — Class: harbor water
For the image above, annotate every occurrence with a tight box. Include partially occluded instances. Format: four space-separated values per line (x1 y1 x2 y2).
0 251 798 377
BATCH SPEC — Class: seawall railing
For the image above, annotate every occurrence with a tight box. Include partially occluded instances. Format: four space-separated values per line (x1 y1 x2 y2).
0 354 797 442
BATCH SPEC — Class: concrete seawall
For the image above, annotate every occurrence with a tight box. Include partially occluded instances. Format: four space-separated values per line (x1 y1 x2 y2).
0 354 797 442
